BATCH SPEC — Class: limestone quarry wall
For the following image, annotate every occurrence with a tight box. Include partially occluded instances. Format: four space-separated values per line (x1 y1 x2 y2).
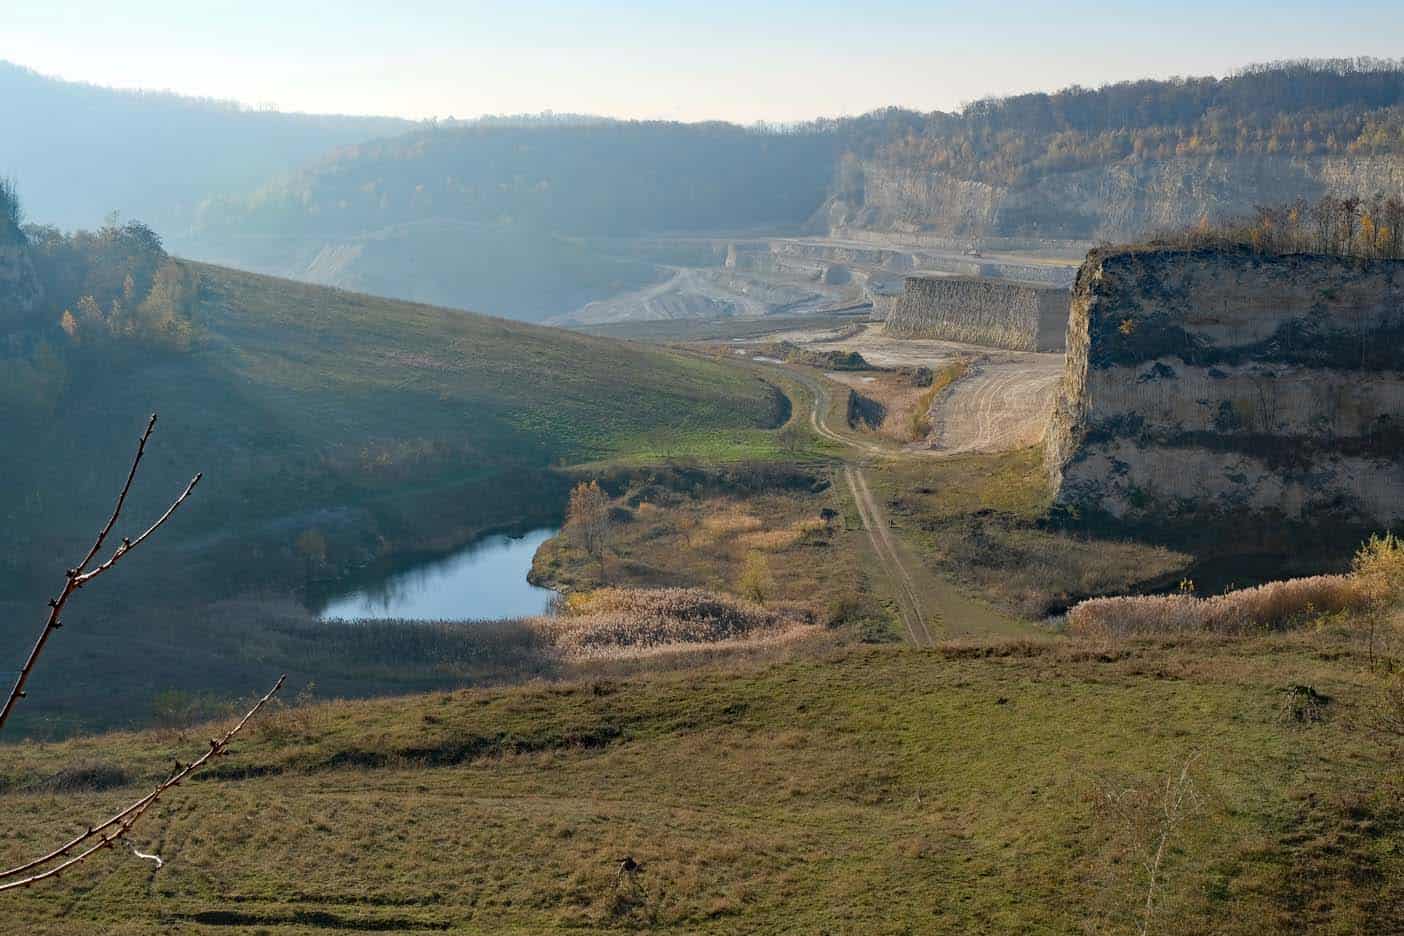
1045 247 1404 531
885 276 1069 351
832 154 1404 243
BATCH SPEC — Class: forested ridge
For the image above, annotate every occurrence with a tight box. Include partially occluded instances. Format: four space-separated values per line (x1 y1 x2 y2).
190 59 1404 241
855 58 1404 187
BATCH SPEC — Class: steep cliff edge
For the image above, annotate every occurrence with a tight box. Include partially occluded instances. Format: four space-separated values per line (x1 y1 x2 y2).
1046 247 1404 534
885 276 1068 351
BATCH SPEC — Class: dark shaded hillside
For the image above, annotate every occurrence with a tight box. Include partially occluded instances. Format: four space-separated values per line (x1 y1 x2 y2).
0 61 410 231
0 238 787 735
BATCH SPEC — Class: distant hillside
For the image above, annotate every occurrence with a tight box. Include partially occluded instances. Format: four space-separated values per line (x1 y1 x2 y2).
10 58 1402 321
175 59 1404 319
0 61 411 231
180 121 840 319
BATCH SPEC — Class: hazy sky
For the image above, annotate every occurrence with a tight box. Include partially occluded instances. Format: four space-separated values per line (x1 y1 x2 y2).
3 1 1401 123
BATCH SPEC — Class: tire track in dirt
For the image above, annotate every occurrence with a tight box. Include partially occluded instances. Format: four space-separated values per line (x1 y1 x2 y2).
924 359 1059 454
844 465 934 647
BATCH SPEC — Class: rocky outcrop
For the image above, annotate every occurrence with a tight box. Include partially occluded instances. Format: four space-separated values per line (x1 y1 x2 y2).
886 276 1069 351
1045 247 1404 532
833 155 1404 243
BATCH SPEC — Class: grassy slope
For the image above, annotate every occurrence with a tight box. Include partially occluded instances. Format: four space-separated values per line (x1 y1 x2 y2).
1 635 1398 934
6 262 784 585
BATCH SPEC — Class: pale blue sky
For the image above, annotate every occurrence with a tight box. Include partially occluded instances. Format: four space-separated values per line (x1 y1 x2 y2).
2 1 1400 122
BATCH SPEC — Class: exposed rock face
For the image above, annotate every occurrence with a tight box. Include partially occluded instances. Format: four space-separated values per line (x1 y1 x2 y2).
886 276 1069 351
834 155 1404 242
0 237 42 330
1046 247 1404 531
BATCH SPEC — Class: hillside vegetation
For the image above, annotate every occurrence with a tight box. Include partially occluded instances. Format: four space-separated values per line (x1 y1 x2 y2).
0 230 785 734
195 59 1404 243
848 58 1404 187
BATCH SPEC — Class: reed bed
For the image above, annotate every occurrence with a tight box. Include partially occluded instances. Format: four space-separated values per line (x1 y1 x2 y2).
1067 574 1373 639
532 587 817 660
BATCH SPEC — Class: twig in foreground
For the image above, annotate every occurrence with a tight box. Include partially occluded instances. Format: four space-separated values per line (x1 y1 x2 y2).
0 413 201 734
0 674 284 892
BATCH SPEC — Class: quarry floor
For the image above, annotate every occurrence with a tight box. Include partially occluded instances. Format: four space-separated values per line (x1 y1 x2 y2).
739 322 1064 455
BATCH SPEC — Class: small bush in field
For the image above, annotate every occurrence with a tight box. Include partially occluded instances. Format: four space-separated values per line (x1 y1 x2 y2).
738 551 774 604
1353 532 1404 605
1067 574 1372 639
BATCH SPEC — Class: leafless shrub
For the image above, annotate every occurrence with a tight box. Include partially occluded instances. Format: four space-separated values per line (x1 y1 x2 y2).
1067 575 1372 640
1279 684 1332 724
1352 533 1404 666
1363 670 1404 741
1091 753 1205 936
567 480 611 564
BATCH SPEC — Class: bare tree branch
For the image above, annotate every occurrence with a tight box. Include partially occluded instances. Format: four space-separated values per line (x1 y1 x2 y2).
0 674 284 892
0 413 201 734
0 412 285 895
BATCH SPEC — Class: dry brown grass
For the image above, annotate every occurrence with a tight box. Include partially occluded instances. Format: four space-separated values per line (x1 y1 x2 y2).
699 508 764 541
736 518 826 552
1067 575 1373 639
531 587 819 660
908 358 971 441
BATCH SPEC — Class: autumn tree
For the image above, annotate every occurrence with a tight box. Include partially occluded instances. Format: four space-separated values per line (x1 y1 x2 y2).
566 480 610 564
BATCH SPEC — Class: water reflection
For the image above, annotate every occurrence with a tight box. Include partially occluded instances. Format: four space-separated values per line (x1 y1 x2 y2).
316 528 558 620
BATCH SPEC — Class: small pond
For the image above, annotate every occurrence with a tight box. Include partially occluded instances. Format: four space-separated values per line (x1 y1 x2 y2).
315 528 559 621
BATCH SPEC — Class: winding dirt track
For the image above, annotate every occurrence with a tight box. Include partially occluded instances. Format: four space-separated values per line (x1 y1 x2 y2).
771 361 1017 642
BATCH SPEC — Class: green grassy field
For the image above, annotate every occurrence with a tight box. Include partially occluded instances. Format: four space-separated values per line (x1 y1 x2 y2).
1 627 1398 934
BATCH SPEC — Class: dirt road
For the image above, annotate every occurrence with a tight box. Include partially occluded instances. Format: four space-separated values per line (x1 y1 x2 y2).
844 465 934 646
775 364 1012 640
925 358 1060 454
